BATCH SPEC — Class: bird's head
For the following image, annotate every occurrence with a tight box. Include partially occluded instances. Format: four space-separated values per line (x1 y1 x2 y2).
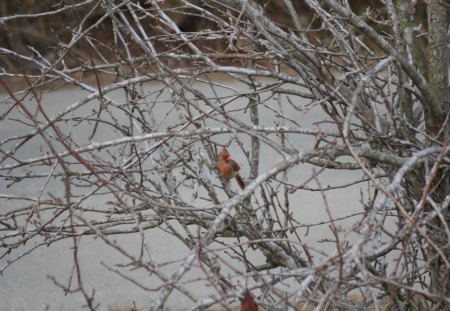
219 147 232 161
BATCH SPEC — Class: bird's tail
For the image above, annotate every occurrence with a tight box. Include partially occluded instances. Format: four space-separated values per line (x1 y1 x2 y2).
235 174 245 190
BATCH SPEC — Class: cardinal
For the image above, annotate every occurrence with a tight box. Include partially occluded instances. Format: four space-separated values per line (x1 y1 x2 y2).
217 147 245 189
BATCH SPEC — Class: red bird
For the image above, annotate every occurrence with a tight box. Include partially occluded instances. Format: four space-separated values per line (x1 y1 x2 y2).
217 147 245 189
240 291 259 311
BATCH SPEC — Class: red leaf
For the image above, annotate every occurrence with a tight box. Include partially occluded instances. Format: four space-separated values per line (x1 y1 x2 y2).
240 291 258 311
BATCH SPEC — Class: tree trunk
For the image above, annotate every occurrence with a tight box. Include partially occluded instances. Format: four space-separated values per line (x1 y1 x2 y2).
426 0 450 304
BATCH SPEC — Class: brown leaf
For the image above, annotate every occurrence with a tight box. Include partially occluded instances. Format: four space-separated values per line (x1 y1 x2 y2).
240 291 258 311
